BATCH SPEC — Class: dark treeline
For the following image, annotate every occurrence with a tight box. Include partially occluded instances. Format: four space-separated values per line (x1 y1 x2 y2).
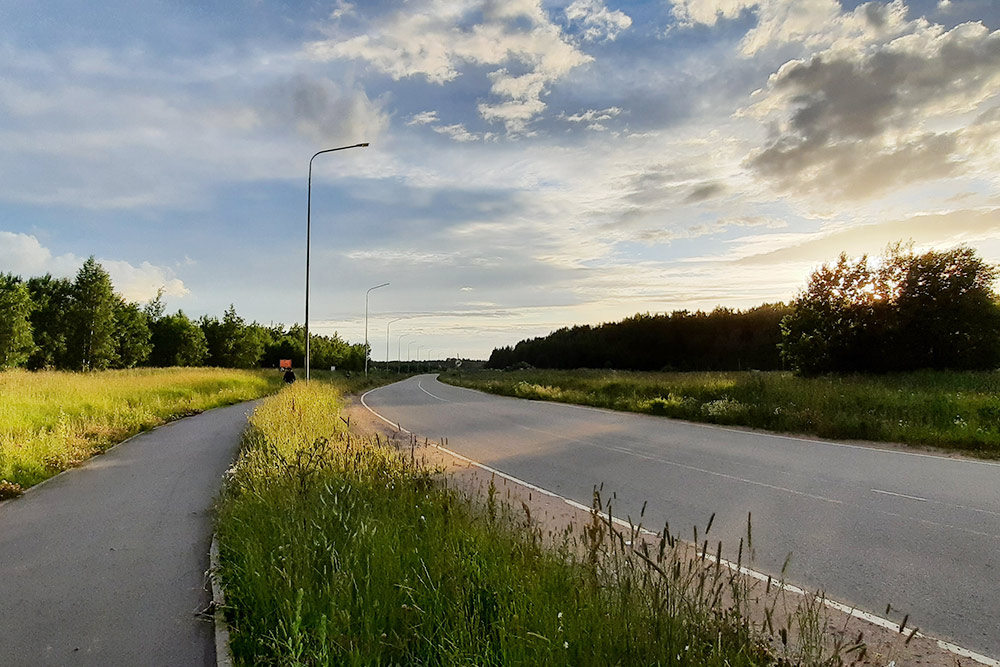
488 244 1000 375
488 304 791 371
0 257 366 372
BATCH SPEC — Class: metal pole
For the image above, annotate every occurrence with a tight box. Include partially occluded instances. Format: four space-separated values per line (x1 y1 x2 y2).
398 333 411 373
386 318 403 367
305 143 369 381
364 282 389 377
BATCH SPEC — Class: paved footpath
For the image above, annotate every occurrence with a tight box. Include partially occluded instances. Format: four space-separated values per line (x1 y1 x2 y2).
0 400 257 667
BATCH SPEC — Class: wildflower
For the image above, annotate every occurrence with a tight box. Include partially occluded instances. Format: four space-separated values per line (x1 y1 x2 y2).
563 641 569 649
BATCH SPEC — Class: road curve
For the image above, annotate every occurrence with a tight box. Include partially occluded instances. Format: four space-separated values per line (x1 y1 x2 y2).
0 400 257 667
364 375 1000 659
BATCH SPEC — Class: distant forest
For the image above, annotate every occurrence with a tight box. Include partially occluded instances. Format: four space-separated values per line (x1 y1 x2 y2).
0 257 366 372
488 245 1000 375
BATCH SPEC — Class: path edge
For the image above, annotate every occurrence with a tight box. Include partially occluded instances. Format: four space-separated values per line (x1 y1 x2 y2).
210 535 234 667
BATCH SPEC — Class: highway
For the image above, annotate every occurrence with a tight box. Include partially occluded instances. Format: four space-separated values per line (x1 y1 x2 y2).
363 375 1000 659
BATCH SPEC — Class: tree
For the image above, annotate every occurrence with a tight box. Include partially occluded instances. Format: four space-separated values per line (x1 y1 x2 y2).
0 274 34 369
780 244 1000 374
26 275 74 369
112 298 152 368
67 257 117 371
200 305 263 368
149 311 208 367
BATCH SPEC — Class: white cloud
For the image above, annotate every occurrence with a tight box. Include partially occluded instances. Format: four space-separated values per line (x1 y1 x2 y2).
0 231 187 301
744 19 1000 200
407 111 440 126
433 124 481 142
304 0 592 133
561 106 622 123
565 0 633 41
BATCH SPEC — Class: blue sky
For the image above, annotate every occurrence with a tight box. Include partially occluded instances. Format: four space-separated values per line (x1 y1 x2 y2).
2 0 1000 360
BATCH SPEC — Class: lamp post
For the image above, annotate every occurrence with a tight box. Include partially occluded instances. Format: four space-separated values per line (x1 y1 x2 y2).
305 142 369 381
385 318 403 367
364 282 390 377
408 340 418 373
397 332 411 373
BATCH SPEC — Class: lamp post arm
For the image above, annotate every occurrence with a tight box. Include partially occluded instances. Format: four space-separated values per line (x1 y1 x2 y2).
304 142 369 382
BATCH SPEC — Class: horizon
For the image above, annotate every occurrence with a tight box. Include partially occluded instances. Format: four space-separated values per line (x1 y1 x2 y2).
3 0 999 360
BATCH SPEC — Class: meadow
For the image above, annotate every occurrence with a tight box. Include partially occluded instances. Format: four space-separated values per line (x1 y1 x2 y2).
0 367 283 496
441 369 1000 457
215 380 856 666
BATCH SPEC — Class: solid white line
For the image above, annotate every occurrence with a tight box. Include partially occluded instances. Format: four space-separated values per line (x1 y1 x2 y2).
438 377 1000 468
360 387 411 434
417 380 452 402
872 489 929 502
357 388 1000 667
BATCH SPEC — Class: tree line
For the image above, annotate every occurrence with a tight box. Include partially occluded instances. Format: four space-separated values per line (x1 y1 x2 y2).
0 257 367 372
487 245 1000 375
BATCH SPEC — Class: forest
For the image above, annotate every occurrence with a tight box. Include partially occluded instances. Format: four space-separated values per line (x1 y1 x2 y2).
488 245 1000 375
0 257 367 372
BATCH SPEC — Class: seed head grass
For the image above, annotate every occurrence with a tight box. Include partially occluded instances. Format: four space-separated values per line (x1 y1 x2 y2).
215 380 855 666
0 367 282 496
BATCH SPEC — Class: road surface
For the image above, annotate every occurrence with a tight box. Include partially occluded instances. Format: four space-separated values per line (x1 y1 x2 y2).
363 375 1000 659
0 400 256 667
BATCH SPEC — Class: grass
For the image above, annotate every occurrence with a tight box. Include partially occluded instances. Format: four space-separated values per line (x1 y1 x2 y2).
440 368 1000 457
0 367 284 496
215 380 857 665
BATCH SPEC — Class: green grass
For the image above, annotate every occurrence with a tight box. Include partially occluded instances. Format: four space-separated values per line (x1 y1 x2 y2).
440 368 1000 457
215 380 853 666
0 367 284 495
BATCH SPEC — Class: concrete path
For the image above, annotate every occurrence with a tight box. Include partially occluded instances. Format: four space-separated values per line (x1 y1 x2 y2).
0 400 257 667
364 375 1000 660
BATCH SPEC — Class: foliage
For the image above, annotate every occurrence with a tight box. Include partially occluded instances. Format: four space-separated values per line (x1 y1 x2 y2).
216 382 814 666
149 310 209 367
0 367 281 493
488 304 791 371
66 257 118 371
25 274 74 369
0 274 34 369
443 368 1000 457
112 297 152 368
201 305 264 369
781 245 1000 374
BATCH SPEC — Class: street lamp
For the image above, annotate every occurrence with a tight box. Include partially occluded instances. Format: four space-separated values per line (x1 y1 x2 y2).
305 142 369 381
386 318 404 366
364 282 390 377
397 332 411 373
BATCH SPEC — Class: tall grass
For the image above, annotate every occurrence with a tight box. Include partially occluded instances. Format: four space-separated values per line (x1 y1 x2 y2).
0 367 282 495
441 369 1000 456
216 381 856 665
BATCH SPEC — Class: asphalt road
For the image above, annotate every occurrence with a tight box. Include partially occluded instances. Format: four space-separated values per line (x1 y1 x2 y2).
364 375 1000 659
0 400 256 667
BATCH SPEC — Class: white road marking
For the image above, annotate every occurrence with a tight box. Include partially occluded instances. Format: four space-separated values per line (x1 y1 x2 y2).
872 489 929 502
358 387 1000 667
417 380 452 402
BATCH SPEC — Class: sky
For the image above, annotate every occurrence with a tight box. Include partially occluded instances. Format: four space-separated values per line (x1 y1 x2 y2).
2 0 1000 361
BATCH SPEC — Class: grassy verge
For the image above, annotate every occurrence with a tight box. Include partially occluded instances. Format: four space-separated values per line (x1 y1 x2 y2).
440 369 1000 456
0 367 283 496
214 381 855 665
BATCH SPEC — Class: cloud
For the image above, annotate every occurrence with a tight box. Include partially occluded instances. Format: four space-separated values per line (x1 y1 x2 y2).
259 75 389 146
407 111 440 126
304 0 592 133
565 0 633 41
744 19 1000 201
561 106 622 123
669 0 914 56
731 207 1000 264
433 124 482 142
0 231 187 301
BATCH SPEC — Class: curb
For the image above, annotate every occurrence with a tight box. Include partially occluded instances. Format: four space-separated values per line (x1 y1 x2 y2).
209 535 234 667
